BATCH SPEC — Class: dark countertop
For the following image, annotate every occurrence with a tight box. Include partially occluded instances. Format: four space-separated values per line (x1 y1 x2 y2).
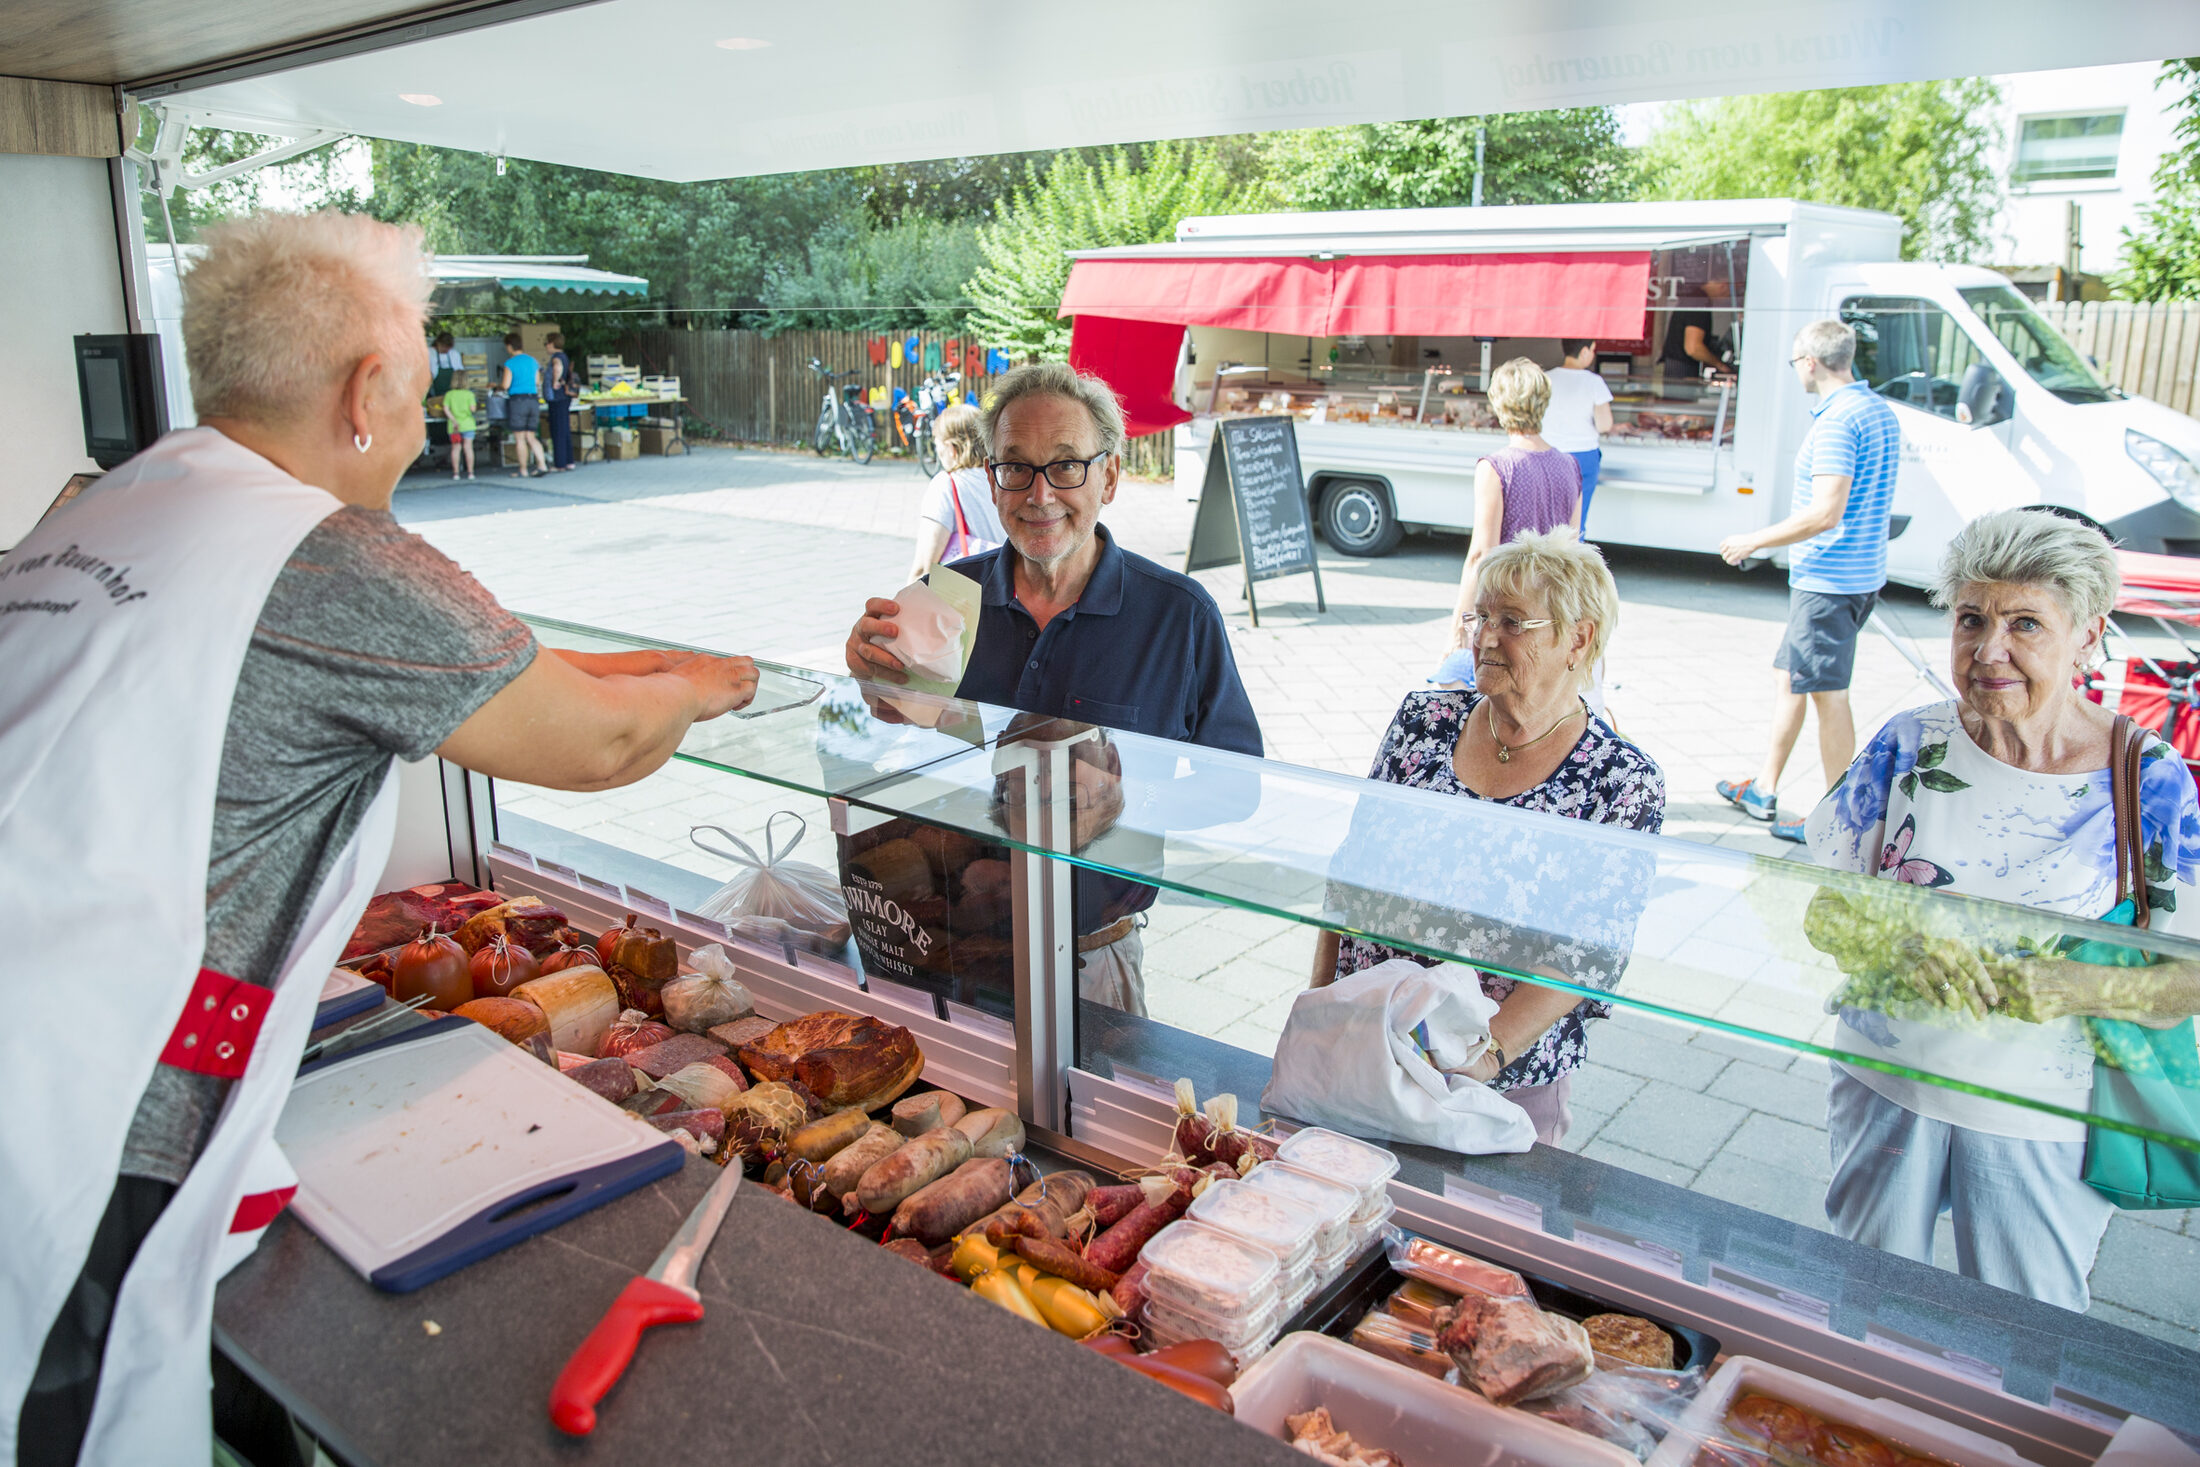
216 1155 1297 1467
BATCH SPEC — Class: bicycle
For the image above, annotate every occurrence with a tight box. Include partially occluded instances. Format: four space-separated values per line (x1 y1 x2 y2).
891 369 962 476
807 359 876 465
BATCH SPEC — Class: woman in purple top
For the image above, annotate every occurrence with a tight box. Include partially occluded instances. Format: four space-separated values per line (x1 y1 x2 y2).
1444 357 1582 664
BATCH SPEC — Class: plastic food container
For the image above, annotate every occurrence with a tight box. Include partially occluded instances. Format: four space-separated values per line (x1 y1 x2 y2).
1246 1162 1358 1254
1142 1286 1283 1352
1644 1356 2046 1467
1231 1332 1637 1467
1349 1197 1397 1251
1187 1179 1324 1276
1140 1220 1281 1320
1278 1127 1399 1205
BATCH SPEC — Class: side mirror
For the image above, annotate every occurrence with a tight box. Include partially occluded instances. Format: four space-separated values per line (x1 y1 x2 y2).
1956 363 2010 428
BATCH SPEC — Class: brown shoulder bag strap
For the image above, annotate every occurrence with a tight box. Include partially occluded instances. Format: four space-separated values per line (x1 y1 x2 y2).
2111 713 2151 929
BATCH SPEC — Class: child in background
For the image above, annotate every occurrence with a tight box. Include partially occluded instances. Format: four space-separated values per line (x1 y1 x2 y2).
442 382 479 481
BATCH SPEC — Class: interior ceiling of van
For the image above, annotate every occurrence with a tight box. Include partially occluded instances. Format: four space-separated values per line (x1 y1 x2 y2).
11 0 2200 181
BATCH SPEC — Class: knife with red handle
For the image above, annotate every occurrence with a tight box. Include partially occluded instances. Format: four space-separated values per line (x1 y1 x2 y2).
548 1161 740 1435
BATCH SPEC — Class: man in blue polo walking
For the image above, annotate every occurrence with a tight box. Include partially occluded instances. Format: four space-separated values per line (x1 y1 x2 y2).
1715 317 1901 842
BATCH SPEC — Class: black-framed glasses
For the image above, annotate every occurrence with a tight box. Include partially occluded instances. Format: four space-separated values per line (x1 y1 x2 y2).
986 451 1107 492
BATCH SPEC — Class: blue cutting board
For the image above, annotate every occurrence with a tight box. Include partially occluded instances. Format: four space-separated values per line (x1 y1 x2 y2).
275 1018 683 1292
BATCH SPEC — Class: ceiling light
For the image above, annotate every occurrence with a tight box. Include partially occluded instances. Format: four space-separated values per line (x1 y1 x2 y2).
398 93 442 106
714 37 770 50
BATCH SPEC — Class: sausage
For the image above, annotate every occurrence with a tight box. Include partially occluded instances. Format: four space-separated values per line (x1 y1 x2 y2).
890 1089 968 1137
984 1211 1047 1248
1013 1234 1120 1293
1087 1184 1145 1228
972 1170 1093 1242
1110 1259 1150 1323
785 1107 874 1166
880 1237 931 1267
808 1121 902 1209
1080 1333 1137 1358
952 1107 1026 1159
891 1157 1013 1247
1117 1356 1233 1413
1147 1339 1237 1388
857 1125 971 1216
1085 1189 1189 1275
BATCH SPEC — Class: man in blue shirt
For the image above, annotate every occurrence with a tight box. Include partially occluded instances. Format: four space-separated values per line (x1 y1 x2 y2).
1715 318 1901 843
847 362 1262 1013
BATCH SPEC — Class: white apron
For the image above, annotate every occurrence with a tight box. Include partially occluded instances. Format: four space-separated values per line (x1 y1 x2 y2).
0 429 399 1463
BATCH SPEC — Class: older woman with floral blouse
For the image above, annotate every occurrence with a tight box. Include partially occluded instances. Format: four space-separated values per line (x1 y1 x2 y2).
1314 530 1666 1145
1805 508 2200 1311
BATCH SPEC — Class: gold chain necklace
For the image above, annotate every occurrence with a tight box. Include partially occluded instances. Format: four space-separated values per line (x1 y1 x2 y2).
1484 698 1584 764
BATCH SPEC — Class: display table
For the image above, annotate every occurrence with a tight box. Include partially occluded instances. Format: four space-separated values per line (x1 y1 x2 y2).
215 1152 1296 1467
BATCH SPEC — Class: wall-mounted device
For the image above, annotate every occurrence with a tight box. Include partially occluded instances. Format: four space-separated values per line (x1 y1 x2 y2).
75 334 169 469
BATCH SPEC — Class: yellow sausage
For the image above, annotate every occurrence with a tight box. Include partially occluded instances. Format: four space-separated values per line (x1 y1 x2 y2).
1026 1275 1108 1338
971 1267 1047 1328
949 1234 1001 1282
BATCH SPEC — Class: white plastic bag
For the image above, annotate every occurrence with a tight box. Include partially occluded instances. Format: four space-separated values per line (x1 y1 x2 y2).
871 578 967 683
690 814 851 953
659 942 754 1033
1260 957 1536 1155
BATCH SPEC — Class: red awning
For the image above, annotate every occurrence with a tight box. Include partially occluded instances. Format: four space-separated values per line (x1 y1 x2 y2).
1057 251 1651 340
1069 315 1191 439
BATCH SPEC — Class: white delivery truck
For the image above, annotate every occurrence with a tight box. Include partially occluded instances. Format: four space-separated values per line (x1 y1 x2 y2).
1059 200 2200 586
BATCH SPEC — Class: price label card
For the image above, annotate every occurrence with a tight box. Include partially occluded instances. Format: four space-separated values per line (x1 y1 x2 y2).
1107 1064 1180 1106
675 910 732 941
1571 1221 1685 1279
944 1001 1015 1046
2049 1385 2129 1434
1864 1324 2004 1391
1705 1262 1832 1331
624 888 676 921
577 874 623 901
1442 1175 1544 1231
488 842 537 871
863 975 943 1017
536 859 579 883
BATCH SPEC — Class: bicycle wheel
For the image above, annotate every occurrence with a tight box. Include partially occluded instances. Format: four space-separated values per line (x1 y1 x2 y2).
813 406 833 455
916 420 940 477
852 408 877 466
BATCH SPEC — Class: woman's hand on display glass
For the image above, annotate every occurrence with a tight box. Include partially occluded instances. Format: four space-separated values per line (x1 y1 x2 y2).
1897 931 2000 1020
845 598 908 684
1999 955 2189 1029
671 653 759 719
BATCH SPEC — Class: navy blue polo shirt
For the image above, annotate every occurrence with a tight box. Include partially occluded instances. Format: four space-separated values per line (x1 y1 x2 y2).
948 525 1263 929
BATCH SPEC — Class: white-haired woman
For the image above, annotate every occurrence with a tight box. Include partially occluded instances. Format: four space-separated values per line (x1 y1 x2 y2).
907 400 1006 583
1317 530 1665 1144
2 210 758 1458
1806 508 2200 1311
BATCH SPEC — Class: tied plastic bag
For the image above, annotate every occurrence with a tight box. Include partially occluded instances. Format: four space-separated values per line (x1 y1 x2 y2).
872 578 967 684
1516 1364 1707 1462
1260 957 1536 1155
691 814 851 954
659 943 755 1034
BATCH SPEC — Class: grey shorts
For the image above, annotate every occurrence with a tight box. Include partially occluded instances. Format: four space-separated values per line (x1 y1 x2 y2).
506 396 541 432
1774 587 1876 693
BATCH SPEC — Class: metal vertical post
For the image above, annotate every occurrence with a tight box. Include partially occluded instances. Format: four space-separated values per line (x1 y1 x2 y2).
1004 733 1084 1134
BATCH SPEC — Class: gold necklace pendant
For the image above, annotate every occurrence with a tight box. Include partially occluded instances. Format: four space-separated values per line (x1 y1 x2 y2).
1486 699 1577 767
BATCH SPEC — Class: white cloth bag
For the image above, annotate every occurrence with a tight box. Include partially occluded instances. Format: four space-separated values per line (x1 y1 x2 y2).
1260 957 1537 1155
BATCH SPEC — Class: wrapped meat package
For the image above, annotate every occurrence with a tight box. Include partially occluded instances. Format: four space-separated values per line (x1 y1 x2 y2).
658 943 754 1033
869 577 968 683
1435 1293 1594 1406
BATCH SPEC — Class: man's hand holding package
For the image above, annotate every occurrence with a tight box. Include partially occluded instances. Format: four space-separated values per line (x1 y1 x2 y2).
845 597 909 685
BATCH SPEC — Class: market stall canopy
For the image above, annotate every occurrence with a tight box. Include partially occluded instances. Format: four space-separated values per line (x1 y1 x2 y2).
427 256 647 296
122 0 2200 182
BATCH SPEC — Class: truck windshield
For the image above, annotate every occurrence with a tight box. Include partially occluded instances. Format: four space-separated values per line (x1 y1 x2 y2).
1956 284 2117 404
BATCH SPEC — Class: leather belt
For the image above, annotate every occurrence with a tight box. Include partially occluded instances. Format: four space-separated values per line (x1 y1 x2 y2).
158 967 272 1080
1076 915 1138 954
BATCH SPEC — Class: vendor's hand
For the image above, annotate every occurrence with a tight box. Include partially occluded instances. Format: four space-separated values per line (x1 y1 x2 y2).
844 598 908 684
1999 954 2186 1029
1718 533 1759 566
671 653 759 719
1897 932 2000 1020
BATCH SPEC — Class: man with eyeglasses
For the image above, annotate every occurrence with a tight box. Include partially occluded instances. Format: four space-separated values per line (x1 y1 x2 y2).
845 362 1262 1015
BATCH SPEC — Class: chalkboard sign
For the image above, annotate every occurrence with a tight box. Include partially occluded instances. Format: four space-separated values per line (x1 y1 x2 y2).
1184 416 1325 627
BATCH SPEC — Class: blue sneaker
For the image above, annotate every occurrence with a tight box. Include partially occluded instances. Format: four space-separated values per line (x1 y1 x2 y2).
1716 777 1777 822
1771 813 1808 844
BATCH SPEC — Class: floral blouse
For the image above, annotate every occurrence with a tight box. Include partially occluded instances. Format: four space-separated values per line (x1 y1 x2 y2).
1326 690 1668 1091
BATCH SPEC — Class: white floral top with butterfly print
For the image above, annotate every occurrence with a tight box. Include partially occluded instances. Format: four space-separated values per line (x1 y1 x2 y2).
1806 700 2200 1141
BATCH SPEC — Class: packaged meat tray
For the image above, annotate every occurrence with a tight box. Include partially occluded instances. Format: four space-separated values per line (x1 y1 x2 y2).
1231 1332 1638 1467
1186 1179 1324 1276
1277 1127 1399 1207
1643 1356 2044 1467
1140 1220 1282 1321
1245 1162 1358 1255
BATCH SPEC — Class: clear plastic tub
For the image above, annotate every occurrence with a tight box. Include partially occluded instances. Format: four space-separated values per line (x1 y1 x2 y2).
1142 1285 1283 1351
1147 1312 1280 1373
1246 1162 1358 1254
1187 1179 1323 1275
1278 1127 1399 1204
1139 1220 1281 1319
1350 1197 1397 1251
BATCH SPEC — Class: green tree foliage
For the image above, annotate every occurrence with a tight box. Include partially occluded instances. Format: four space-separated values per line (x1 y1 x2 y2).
758 213 981 332
1257 110 1632 210
2117 59 2200 302
140 130 366 242
1636 80 2003 262
965 140 1255 361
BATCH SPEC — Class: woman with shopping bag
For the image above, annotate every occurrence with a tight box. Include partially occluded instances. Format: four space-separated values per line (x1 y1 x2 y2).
1301 532 1665 1147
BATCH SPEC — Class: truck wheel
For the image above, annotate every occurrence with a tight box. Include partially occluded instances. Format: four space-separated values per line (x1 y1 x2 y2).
1320 481 1403 557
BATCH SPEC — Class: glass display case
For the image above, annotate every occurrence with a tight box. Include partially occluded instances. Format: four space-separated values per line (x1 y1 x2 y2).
462 615 2198 1463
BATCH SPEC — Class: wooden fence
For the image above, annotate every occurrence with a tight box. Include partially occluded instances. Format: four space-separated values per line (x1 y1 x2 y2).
618 325 1176 476
2040 301 2200 416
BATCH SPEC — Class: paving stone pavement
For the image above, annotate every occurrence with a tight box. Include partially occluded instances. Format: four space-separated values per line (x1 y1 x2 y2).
393 446 2197 1352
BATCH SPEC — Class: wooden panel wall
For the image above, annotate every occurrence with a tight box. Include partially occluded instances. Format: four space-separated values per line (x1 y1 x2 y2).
2042 301 2200 417
0 75 123 157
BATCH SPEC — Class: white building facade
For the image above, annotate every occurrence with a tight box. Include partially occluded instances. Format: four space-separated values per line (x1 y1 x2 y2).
1987 62 2186 280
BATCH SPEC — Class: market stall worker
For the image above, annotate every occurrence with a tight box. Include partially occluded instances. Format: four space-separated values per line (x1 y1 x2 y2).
1663 276 1735 380
427 330 462 395
0 211 759 1466
844 362 1263 1014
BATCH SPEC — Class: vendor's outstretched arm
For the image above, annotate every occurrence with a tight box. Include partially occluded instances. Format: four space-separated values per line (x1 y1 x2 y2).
439 650 757 791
